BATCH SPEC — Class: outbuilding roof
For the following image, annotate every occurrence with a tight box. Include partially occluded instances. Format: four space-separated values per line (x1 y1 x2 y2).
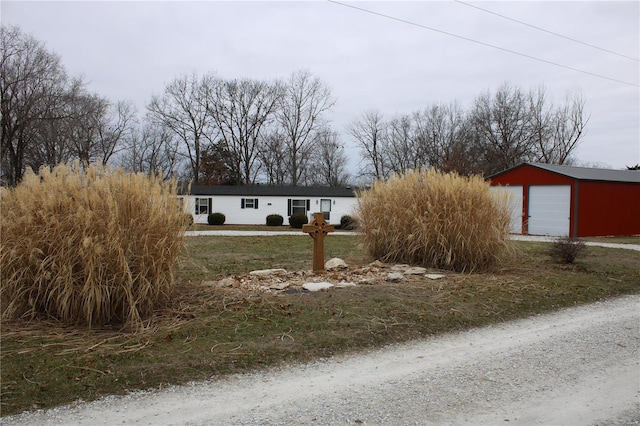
179 184 358 197
489 162 640 184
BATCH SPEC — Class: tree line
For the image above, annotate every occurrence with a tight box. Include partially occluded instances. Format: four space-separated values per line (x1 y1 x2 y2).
1 26 136 186
351 84 587 180
1 25 588 187
144 70 347 186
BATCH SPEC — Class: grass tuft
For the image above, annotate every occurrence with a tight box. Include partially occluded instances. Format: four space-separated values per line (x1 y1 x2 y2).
0 163 186 329
357 169 512 272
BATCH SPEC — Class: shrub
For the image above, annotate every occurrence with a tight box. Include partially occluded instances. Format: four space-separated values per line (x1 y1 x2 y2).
289 213 309 229
0 163 186 329
208 212 226 225
266 214 284 226
340 215 357 230
550 236 586 263
357 168 512 272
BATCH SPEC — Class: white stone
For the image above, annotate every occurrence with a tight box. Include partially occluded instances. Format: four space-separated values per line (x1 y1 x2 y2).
386 272 404 282
249 268 287 276
325 258 348 271
336 281 357 288
303 282 335 292
404 267 428 275
269 282 290 290
426 274 446 280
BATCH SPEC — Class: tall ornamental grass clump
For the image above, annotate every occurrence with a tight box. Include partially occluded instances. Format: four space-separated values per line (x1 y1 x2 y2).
357 169 512 272
0 163 186 329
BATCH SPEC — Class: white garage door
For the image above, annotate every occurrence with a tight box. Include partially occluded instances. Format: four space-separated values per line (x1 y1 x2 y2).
528 185 571 236
490 185 523 234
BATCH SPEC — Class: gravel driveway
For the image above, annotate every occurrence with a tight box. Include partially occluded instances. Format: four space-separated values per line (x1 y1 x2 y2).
3 295 638 426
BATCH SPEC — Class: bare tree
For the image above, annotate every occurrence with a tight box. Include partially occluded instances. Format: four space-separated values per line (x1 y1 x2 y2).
307 127 350 186
528 86 554 164
470 83 538 175
120 121 180 180
413 102 474 174
147 72 217 184
68 93 108 165
94 100 136 165
258 131 289 185
1 26 71 185
547 92 588 165
208 78 281 184
468 83 588 175
348 110 388 181
1 26 132 184
383 114 421 175
276 70 335 185
25 77 84 172
527 87 588 166
62 93 134 166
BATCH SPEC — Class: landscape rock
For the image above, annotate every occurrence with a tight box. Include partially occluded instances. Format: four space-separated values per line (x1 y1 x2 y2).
426 274 446 280
210 262 447 295
249 268 287 276
335 281 357 288
269 282 290 290
386 272 405 282
325 258 348 271
404 267 428 275
302 282 334 292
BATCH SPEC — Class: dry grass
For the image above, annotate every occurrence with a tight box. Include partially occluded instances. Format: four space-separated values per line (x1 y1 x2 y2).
0 163 186 329
357 169 512 272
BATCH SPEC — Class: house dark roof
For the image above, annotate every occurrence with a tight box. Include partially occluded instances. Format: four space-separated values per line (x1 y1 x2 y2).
490 162 640 184
178 184 358 197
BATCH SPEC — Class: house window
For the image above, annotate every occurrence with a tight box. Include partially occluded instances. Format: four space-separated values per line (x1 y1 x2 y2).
288 199 310 216
241 198 259 209
195 197 211 215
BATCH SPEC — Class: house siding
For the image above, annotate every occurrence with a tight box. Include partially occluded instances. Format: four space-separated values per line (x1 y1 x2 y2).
180 191 358 225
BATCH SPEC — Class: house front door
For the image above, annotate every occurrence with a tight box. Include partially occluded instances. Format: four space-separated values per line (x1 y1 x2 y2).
320 199 332 221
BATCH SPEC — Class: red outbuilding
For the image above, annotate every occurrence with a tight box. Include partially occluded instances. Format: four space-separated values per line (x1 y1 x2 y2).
488 162 640 237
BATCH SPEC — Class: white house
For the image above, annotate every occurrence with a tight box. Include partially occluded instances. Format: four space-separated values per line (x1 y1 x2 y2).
178 184 359 225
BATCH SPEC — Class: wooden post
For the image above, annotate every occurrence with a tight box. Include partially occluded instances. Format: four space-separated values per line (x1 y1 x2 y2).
302 212 335 273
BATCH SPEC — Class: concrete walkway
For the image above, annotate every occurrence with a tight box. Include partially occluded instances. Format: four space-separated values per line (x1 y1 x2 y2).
185 230 355 237
510 234 640 251
185 230 640 251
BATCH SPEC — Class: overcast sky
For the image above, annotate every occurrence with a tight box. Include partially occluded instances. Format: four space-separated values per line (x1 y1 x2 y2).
2 1 639 172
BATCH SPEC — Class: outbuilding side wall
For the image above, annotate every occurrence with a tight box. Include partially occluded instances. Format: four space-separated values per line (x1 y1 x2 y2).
577 181 640 236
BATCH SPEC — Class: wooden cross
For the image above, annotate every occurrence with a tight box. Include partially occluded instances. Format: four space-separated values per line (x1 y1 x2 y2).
302 212 335 273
